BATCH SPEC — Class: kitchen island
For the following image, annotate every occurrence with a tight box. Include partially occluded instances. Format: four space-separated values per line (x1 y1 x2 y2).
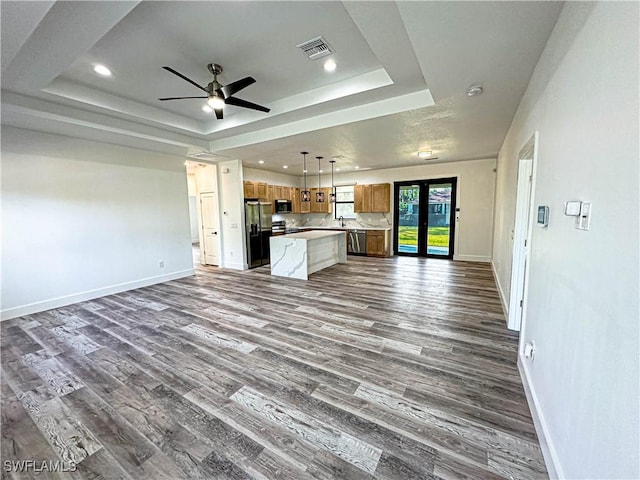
270 230 347 280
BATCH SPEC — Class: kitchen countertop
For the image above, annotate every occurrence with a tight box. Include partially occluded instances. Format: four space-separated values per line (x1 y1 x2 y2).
300 226 392 231
278 230 345 240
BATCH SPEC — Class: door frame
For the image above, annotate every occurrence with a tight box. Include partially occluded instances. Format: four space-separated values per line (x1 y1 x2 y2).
393 177 458 259
507 132 539 332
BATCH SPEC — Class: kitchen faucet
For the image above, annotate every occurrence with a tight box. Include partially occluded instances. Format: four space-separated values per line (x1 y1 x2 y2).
339 216 345 227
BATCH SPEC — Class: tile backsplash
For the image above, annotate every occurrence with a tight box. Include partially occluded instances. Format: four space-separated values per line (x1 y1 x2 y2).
273 213 393 229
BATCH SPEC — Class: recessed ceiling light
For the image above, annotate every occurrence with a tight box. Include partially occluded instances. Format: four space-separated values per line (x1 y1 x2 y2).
466 85 483 96
354 166 360 169
417 151 433 158
303 169 308 173
336 168 341 172
324 58 337 72
93 64 112 77
319 170 323 173
202 105 213 113
258 160 264 164
283 165 288 169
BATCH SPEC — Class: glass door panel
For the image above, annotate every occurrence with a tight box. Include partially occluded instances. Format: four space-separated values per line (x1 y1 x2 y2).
426 183 453 257
394 178 456 258
397 185 420 254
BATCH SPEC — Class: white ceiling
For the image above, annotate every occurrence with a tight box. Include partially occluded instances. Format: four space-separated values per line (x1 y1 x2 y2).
1 1 563 173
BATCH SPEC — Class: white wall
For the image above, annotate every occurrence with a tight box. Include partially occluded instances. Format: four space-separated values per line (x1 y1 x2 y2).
243 167 301 187
218 160 247 269
333 159 497 262
492 3 639 478
1 126 194 320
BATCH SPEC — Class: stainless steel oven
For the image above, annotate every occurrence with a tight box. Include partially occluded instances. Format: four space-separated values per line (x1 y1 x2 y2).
348 229 367 255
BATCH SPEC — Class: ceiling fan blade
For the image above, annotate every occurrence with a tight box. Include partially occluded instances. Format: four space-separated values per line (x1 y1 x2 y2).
217 76 256 98
158 96 208 101
214 108 223 120
225 96 270 113
162 66 208 93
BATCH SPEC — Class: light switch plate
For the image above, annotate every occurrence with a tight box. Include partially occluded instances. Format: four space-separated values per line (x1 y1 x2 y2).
564 201 582 216
576 202 592 230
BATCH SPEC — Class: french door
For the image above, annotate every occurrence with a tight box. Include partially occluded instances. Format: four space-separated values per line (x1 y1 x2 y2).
393 178 457 258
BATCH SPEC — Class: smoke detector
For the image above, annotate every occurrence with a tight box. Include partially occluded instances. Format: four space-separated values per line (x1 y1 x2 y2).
466 85 483 97
297 36 333 60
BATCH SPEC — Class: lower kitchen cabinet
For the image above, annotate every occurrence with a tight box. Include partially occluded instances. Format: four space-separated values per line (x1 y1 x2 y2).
366 230 391 257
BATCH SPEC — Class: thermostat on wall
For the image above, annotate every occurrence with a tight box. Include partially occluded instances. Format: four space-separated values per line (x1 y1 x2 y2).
537 206 549 227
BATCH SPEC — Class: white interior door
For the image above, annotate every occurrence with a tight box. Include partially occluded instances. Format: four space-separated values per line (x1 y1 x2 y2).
507 134 537 331
200 192 220 266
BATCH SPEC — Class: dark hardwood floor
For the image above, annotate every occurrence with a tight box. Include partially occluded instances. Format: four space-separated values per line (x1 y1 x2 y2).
1 250 547 479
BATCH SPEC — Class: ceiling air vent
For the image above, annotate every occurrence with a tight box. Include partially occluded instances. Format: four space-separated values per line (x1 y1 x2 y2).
296 36 333 60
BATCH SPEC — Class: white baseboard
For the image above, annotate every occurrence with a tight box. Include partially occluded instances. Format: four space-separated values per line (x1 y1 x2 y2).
1 269 195 321
491 260 509 319
222 261 248 270
453 254 491 262
518 358 564 479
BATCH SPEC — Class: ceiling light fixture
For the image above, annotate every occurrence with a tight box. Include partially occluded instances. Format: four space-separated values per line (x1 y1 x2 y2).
301 152 311 202
258 160 264 164
207 93 225 110
202 105 213 113
417 151 432 158
93 64 112 77
316 156 325 203
466 85 483 96
329 160 336 203
355 166 360 169
283 165 288 169
324 58 337 72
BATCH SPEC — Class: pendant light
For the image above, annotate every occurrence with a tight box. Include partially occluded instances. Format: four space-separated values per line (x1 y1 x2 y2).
301 151 310 202
316 156 325 202
329 160 336 203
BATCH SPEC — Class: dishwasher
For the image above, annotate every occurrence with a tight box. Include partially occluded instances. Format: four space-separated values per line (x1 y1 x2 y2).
348 229 367 255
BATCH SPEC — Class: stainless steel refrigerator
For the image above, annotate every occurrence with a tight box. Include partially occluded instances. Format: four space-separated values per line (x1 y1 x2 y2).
245 200 272 268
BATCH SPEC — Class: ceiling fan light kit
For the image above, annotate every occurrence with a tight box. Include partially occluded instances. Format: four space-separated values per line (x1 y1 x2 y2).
159 62 270 119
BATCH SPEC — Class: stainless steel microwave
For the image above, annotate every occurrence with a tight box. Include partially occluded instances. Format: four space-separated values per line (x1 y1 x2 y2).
275 199 292 214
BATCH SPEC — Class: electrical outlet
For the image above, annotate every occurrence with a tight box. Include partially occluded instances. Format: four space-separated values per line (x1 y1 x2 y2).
159 260 165 268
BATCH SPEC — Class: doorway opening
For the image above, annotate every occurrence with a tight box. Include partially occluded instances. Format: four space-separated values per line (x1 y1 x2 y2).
393 177 457 259
186 161 221 267
507 132 538 332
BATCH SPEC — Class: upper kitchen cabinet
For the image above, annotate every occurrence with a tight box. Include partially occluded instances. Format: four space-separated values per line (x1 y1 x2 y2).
243 181 268 200
371 183 391 212
256 182 268 199
355 183 390 213
243 181 256 198
310 188 332 214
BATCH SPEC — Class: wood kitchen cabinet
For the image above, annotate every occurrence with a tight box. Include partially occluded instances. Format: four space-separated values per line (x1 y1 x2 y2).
354 185 369 212
256 182 268 199
243 181 257 198
355 183 390 213
371 183 391 212
310 188 332 213
366 230 390 257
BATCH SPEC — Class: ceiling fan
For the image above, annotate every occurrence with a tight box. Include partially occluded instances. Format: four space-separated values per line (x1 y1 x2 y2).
159 63 270 119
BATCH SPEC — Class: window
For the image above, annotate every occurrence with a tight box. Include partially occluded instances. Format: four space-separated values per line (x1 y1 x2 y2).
334 185 356 219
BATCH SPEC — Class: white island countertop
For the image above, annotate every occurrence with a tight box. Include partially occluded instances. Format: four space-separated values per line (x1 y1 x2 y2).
300 226 391 231
270 230 346 280
281 230 347 240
